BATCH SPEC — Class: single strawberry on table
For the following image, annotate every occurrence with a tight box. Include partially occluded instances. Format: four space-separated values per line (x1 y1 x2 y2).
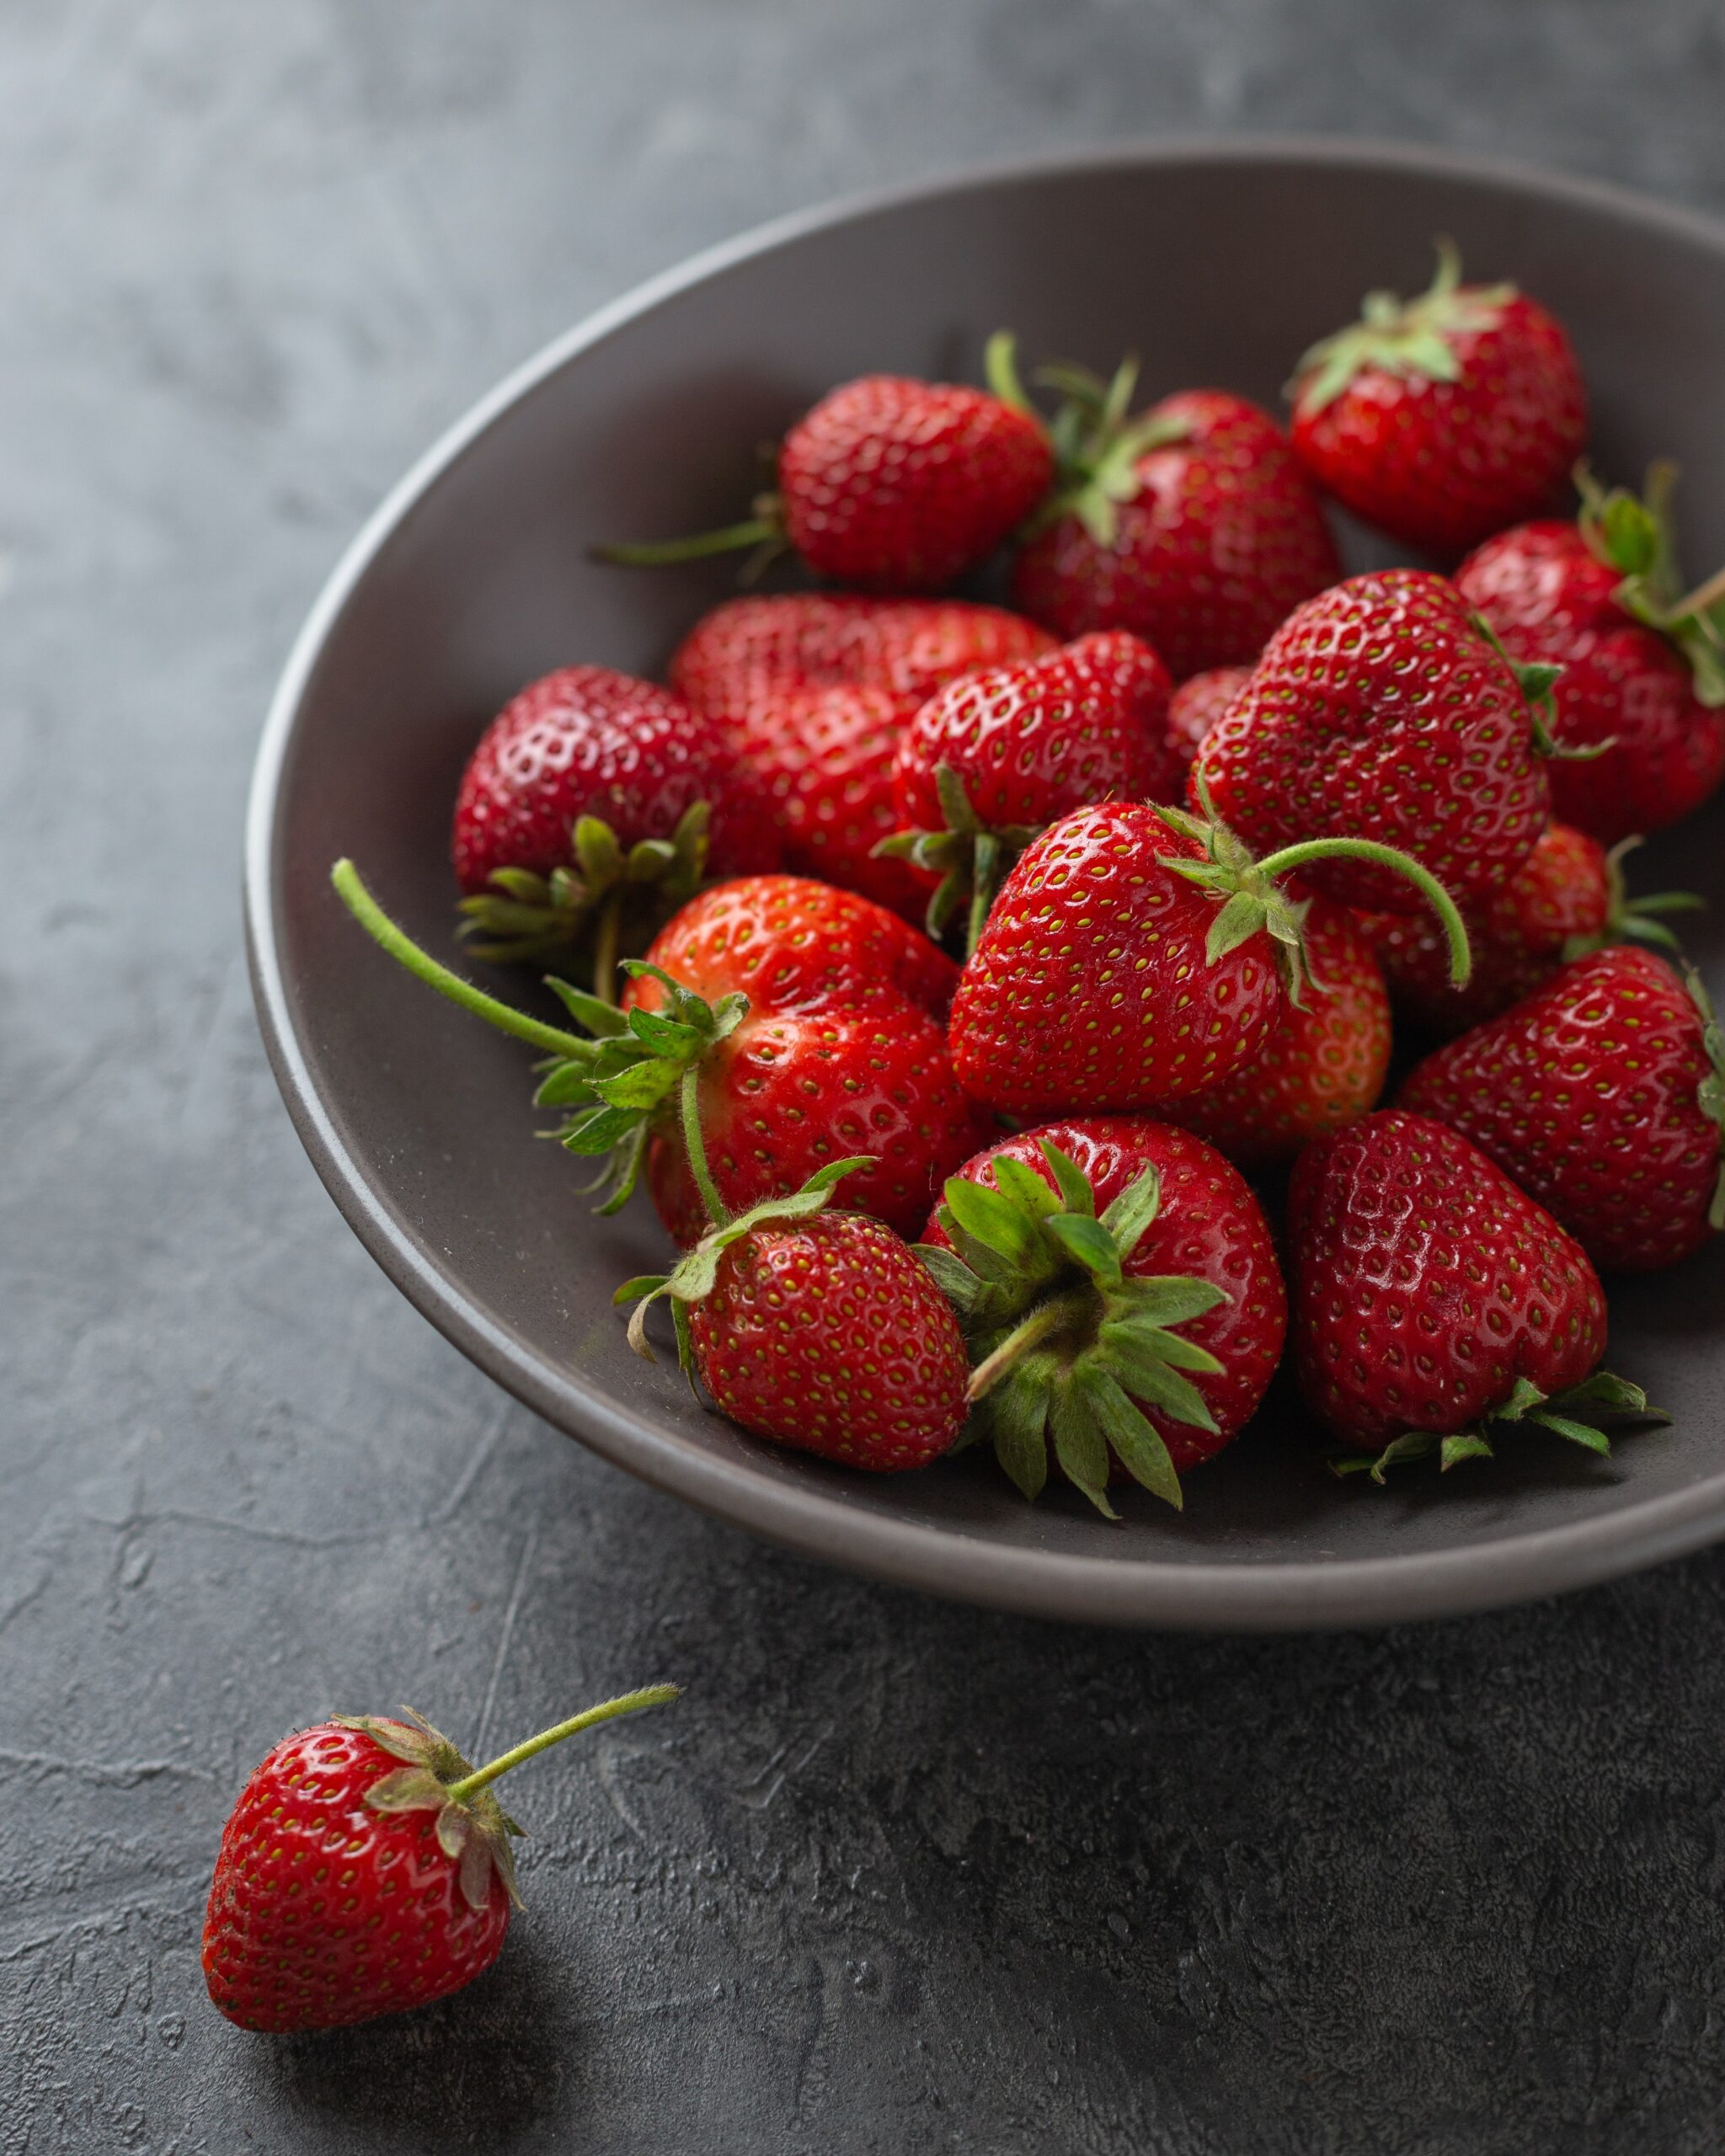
1399 946 1725 1274
1151 893 1392 1168
918 1118 1285 1513
1286 241 1588 558
599 366 1054 591
333 864 990 1248
450 664 777 995
1455 464 1725 843
204 1687 678 2031
1358 822 1702 1040
1288 1110 1664 1481
1193 568 1561 914
879 628 1180 946
1002 350 1340 680
947 791 1468 1119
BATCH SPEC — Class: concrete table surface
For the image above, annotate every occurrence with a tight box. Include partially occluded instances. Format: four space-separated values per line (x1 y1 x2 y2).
7 4 1725 2150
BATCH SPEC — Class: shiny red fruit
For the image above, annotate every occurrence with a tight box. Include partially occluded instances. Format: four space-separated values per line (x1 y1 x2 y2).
1166 665 1252 774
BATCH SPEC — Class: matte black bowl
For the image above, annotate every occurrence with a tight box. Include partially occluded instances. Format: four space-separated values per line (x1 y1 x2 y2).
246 140 1725 1630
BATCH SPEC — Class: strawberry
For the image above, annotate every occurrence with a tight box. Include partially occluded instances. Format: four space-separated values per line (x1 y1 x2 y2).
1454 466 1725 842
1152 895 1391 1168
1287 242 1588 558
451 665 777 995
948 796 1467 1119
1288 1110 1663 1480
669 593 1055 731
1006 364 1340 680
332 864 990 1249
918 1118 1285 1513
619 1160 968 1470
1359 824 1701 1039
1398 947 1725 1274
601 368 1053 591
203 1688 678 2031
1193 568 1559 913
1166 665 1252 774
881 630 1180 944
732 680 933 920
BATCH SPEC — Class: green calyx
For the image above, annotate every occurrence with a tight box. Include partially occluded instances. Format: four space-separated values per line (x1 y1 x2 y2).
1466 611 1599 761
917 1138 1231 1518
1577 461 1725 708
1289 237 1515 415
615 1153 874 1375
458 803 711 999
333 1689 679 1913
1685 966 1725 1233
988 329 1188 549
1562 834 1704 963
1151 779 1472 1001
873 764 1043 954
330 861 740 1219
1329 1370 1669 1484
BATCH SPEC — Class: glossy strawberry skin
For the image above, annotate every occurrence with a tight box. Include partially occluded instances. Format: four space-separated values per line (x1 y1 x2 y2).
203 1723 507 2033
776 376 1055 591
891 630 1180 835
670 595 1057 733
1455 520 1725 842
1194 568 1551 911
734 682 932 919
1154 897 1391 1167
923 1117 1286 1472
630 877 991 1246
1398 947 1722 1273
691 1211 969 1470
1010 391 1340 680
1166 665 1252 774
1358 820 1609 1039
1290 292 1587 558
948 802 1281 1117
451 666 772 894
1287 1111 1608 1449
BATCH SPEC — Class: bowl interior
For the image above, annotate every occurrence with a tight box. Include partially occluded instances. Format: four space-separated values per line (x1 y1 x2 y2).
252 146 1725 1628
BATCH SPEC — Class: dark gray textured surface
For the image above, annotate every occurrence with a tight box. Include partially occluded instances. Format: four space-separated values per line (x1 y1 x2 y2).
8 4 1725 2150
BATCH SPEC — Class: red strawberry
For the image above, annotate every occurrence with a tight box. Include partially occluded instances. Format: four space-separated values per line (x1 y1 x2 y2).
601 369 1053 591
1166 665 1252 773
1194 568 1555 912
1399 947 1725 1274
669 593 1056 729
1153 896 1391 1167
451 665 777 992
919 1118 1285 1512
1289 1111 1661 1479
1359 823 1700 1039
883 630 1179 942
1287 243 1588 558
733 681 933 919
948 794 1466 1120
620 1161 968 1471
204 1689 678 2032
1454 467 1725 842
1008 376 1340 680
332 864 991 1250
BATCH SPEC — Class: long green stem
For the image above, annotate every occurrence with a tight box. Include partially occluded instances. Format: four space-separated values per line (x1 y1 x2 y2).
967 1290 1091 1404
444 1685 681 1803
966 831 1001 959
1255 837 1473 986
595 516 777 568
331 860 595 1057
680 1060 729 1230
590 888 624 1007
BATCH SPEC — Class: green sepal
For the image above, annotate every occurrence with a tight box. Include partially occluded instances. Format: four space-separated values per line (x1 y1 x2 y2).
990 344 1191 547
1079 1365 1183 1508
1563 835 1705 963
458 801 712 969
1289 239 1515 414
332 1705 521 1913
1039 1138 1094 1217
1467 612 1594 760
1578 461 1725 708
1049 1369 1117 1519
874 764 1045 954
1330 1367 1669 1483
1682 967 1725 1230
986 1354 1058 1502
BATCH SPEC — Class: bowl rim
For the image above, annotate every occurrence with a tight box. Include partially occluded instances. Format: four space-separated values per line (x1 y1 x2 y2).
245 134 1725 1632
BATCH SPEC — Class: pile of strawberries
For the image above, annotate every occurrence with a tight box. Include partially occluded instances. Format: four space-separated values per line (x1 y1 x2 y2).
339 245 1725 1508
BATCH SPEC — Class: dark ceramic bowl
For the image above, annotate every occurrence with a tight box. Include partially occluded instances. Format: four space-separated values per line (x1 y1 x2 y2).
246 140 1725 1630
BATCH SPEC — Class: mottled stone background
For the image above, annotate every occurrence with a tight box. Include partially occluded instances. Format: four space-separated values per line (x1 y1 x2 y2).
6 4 1725 2150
